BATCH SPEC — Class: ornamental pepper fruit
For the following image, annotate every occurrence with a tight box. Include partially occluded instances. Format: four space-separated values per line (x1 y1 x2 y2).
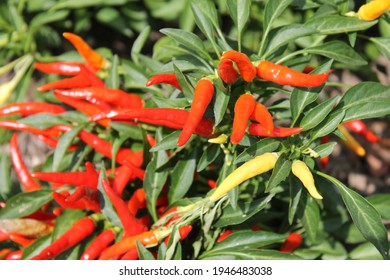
230 93 257 144
146 73 182 91
357 0 390 21
208 153 278 202
280 232 302 253
338 124 366 157
177 78 215 146
34 62 83 76
218 59 239 84
220 50 257 82
291 160 323 200
0 102 66 117
249 102 274 134
63 32 107 71
343 120 380 143
248 123 302 138
257 60 329 87
31 216 96 260
80 228 117 260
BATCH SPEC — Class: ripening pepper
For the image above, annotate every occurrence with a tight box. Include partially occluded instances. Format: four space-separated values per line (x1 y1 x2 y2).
208 153 278 202
291 160 323 200
357 0 390 21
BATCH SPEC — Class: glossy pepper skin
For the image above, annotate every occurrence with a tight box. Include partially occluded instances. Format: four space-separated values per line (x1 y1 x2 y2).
357 0 390 21
248 123 302 138
31 216 95 260
230 93 257 144
63 32 107 71
10 134 42 192
343 120 380 143
98 230 159 260
34 62 83 76
177 78 215 146
291 160 323 200
80 228 116 260
280 232 302 253
146 73 182 91
220 50 257 82
218 59 239 84
0 102 65 117
257 61 329 87
250 102 274 134
208 153 278 202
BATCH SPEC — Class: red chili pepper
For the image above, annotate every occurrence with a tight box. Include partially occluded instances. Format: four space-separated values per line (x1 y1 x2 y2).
98 230 158 260
207 179 217 189
250 102 274 134
63 32 107 71
248 123 303 138
0 248 13 260
231 93 257 144
220 50 256 82
0 120 59 137
343 120 380 143
90 108 214 138
32 162 99 189
146 73 182 91
77 130 144 174
5 250 23 260
55 88 143 110
33 134 78 151
177 78 215 146
217 229 233 243
80 228 117 260
146 133 157 147
280 232 302 253
127 188 147 216
218 58 239 84
101 178 147 237
159 206 182 227
0 230 10 242
65 186 98 203
34 62 84 76
9 133 42 192
9 233 35 247
257 60 329 87
52 191 101 213
108 165 137 195
119 247 140 260
31 216 96 260
24 210 56 221
0 102 66 117
164 225 192 246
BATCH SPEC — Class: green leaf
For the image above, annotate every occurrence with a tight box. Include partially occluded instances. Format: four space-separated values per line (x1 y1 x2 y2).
0 190 53 219
173 64 194 102
160 28 210 60
263 24 316 59
263 0 293 34
131 26 151 65
304 15 377 34
144 130 169 221
305 41 366 65
214 195 274 227
110 122 143 141
370 37 390 60
22 234 52 260
50 0 127 10
313 141 337 158
151 96 189 109
106 54 119 89
18 113 66 129
366 194 390 220
335 82 390 122
168 151 197 204
150 131 181 152
288 177 303 225
0 153 12 198
197 144 221 172
234 138 280 164
300 95 339 131
52 124 85 171
201 249 301 260
267 154 291 192
350 242 390 260
300 193 320 244
310 110 345 140
317 172 390 260
213 84 230 126
136 240 156 260
226 0 251 51
29 10 69 29
96 7 133 37
97 167 122 229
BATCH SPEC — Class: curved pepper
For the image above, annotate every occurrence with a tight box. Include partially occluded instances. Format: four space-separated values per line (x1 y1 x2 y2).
146 73 182 91
230 93 257 144
208 153 278 202
250 102 274 134
291 160 323 200
357 0 390 21
218 59 239 84
177 78 215 146
220 50 257 82
257 60 329 87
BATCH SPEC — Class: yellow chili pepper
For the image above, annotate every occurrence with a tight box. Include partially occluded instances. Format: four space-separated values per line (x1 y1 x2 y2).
357 0 390 21
208 152 278 202
0 81 15 106
208 134 228 144
338 124 366 157
292 160 323 200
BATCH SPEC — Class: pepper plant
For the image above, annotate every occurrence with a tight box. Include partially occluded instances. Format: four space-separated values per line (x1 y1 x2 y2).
0 0 390 260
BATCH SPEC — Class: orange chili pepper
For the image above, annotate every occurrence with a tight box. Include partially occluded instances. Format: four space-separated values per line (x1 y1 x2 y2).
249 102 274 134
218 58 239 84
220 50 256 82
231 93 257 144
